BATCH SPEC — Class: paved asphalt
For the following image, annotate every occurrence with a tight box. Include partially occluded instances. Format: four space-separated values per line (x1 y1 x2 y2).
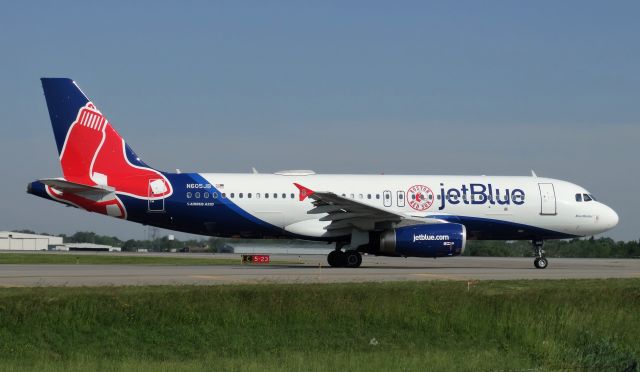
0 254 637 287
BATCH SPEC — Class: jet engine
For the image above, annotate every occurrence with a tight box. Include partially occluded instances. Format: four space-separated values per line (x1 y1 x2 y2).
375 223 466 257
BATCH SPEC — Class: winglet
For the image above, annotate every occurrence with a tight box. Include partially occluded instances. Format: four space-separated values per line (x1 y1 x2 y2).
293 183 314 201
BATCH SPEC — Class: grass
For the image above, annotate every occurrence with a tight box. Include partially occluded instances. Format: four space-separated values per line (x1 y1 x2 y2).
0 279 638 371
0 253 251 265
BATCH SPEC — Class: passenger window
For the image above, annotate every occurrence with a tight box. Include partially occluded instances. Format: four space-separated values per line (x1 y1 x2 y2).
273 193 278 199
239 193 243 199
575 193 582 202
376 194 380 200
186 192 192 199
230 193 234 198
204 192 209 199
282 193 286 199
221 193 226 198
248 193 252 198
367 194 371 199
213 192 218 199
195 192 201 198
265 193 269 199
291 193 295 199
341 194 346 197
350 194 355 199
256 193 260 199
583 194 592 202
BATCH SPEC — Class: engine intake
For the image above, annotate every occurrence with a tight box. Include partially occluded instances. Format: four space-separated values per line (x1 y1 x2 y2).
379 223 466 257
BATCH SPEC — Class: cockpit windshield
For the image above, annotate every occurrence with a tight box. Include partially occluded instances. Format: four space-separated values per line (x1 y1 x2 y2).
576 193 596 202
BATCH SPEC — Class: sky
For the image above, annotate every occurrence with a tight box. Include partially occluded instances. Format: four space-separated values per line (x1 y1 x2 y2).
0 1 638 241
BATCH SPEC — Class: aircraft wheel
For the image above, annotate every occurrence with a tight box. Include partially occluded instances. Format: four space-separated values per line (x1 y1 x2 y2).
534 257 548 269
345 251 362 268
328 250 345 267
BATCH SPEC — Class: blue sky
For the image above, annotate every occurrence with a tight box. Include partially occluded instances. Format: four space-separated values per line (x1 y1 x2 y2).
0 1 638 241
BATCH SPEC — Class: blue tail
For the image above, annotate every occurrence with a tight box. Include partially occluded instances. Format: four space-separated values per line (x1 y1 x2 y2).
41 78 91 155
37 77 173 207
40 78 154 173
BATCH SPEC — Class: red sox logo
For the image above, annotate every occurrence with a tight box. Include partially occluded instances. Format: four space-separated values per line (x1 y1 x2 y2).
46 102 174 219
407 185 434 211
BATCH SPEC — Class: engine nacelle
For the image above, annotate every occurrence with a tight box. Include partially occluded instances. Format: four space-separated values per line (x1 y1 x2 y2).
378 223 466 257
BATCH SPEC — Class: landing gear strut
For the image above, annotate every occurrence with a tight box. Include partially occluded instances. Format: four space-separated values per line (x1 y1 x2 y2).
327 247 362 268
532 239 548 269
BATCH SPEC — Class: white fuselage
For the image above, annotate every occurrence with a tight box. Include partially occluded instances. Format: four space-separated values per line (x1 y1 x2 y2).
184 173 618 240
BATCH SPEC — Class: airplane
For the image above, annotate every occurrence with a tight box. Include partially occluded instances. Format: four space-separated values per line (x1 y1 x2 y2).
27 78 619 269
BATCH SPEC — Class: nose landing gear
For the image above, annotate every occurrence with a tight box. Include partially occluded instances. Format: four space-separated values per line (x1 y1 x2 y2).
532 240 548 269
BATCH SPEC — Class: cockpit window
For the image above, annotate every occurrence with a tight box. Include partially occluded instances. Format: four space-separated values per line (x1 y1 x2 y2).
575 193 582 202
583 194 592 202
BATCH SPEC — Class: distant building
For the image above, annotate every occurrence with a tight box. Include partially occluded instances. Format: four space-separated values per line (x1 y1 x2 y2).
0 231 63 251
0 231 120 252
55 243 121 252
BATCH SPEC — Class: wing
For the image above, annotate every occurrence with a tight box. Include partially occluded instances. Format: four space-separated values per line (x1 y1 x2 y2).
294 183 446 236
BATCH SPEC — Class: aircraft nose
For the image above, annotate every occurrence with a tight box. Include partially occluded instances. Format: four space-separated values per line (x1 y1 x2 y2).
600 205 619 230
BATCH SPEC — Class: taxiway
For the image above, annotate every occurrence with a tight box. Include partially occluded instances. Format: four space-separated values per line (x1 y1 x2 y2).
0 255 637 286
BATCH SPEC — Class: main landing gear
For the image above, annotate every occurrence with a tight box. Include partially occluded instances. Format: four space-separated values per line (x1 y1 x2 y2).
327 249 362 268
532 239 548 269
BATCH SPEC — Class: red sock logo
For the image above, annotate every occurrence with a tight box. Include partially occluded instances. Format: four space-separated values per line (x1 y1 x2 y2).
59 103 106 186
59 103 172 199
92 124 171 198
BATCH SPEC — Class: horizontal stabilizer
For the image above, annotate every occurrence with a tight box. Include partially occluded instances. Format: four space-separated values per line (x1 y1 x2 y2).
38 178 114 195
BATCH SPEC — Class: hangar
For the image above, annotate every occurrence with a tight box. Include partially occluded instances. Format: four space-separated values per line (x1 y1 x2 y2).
0 231 120 251
0 231 63 250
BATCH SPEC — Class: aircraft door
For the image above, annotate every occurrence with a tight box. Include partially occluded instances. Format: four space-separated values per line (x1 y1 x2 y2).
538 183 556 215
383 190 392 207
148 179 166 212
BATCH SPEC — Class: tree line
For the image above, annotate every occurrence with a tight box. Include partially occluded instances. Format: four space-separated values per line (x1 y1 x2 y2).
13 230 640 258
464 237 640 258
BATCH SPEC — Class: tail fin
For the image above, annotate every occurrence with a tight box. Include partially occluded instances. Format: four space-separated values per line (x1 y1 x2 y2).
40 78 171 199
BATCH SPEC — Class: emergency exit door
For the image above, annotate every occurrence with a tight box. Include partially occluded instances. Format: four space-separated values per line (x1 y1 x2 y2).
538 183 556 215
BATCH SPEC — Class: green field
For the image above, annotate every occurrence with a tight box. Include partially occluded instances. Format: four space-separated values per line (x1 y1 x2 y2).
0 279 638 371
0 253 244 265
